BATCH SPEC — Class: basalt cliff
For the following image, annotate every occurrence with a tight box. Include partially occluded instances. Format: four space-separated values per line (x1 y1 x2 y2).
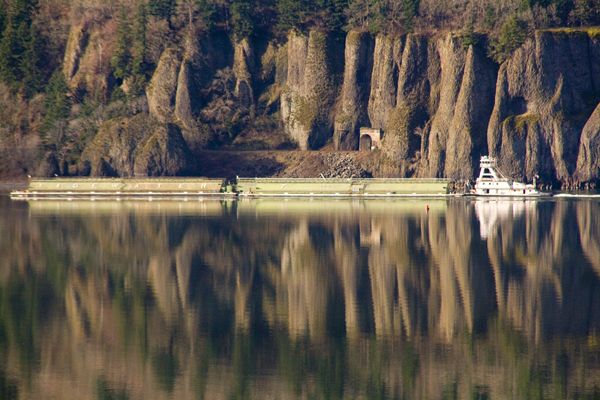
26 21 600 187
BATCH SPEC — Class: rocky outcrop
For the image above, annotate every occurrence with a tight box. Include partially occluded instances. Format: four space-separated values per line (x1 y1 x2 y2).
233 38 255 109
63 22 88 81
147 48 182 123
256 41 287 114
367 35 403 130
174 60 197 132
487 31 600 184
420 35 467 177
80 115 146 176
444 42 497 179
383 34 435 165
333 31 374 150
62 19 115 101
80 114 192 176
281 30 340 150
173 32 238 150
134 123 194 176
575 103 600 185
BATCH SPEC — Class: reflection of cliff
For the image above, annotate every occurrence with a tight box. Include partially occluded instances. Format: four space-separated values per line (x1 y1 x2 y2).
278 221 328 339
578 201 600 277
485 201 600 342
367 216 425 338
2 199 600 398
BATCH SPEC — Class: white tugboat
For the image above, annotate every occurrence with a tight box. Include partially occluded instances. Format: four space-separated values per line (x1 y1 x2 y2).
472 156 549 197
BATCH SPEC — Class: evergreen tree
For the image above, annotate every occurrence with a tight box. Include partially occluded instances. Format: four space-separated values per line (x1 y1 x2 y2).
280 0 347 31
345 0 378 31
42 69 70 144
0 0 44 95
0 2 6 35
44 70 69 121
0 0 32 86
570 0 600 25
148 0 176 24
553 0 575 24
129 3 148 95
111 5 151 97
401 0 419 31
324 0 348 31
276 0 306 32
6 0 33 26
20 23 44 96
483 5 496 30
111 8 133 81
0 20 22 86
231 0 254 38
196 0 218 30
489 16 528 63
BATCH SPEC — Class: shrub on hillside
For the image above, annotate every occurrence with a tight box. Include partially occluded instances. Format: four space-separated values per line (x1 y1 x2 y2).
488 16 528 63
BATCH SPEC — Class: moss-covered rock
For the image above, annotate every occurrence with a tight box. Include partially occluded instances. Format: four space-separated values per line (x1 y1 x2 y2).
134 123 193 176
147 48 182 123
80 114 193 177
281 30 341 150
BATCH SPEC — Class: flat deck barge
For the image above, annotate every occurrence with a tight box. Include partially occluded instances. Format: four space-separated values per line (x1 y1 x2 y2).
236 178 450 197
10 177 451 200
10 177 233 200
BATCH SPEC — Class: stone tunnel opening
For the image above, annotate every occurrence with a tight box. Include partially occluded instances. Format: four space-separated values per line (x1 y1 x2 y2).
360 134 373 151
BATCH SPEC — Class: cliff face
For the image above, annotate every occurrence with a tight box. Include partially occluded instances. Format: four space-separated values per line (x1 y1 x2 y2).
487 31 600 185
63 18 115 101
344 29 597 185
59 18 599 184
444 42 497 180
383 35 433 165
575 103 600 184
333 31 373 150
280 31 342 150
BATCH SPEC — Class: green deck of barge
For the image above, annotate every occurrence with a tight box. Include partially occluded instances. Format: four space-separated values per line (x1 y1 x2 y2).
235 178 449 196
11 177 230 199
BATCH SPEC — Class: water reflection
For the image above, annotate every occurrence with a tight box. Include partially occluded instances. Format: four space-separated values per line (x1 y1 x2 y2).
1 198 600 399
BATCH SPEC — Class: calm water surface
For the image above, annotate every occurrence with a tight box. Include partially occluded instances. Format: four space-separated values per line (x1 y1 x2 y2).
1 196 600 400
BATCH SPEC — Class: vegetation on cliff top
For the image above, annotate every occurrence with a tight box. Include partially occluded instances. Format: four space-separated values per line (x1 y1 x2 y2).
0 0 597 101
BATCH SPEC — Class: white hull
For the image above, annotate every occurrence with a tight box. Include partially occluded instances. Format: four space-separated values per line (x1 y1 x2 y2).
471 156 550 198
468 192 551 198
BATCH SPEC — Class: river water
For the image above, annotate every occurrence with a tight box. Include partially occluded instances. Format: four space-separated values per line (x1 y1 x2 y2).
1 196 600 399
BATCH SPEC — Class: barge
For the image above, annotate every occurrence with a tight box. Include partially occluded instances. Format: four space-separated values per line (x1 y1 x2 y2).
10 177 234 200
235 177 450 197
10 177 451 200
